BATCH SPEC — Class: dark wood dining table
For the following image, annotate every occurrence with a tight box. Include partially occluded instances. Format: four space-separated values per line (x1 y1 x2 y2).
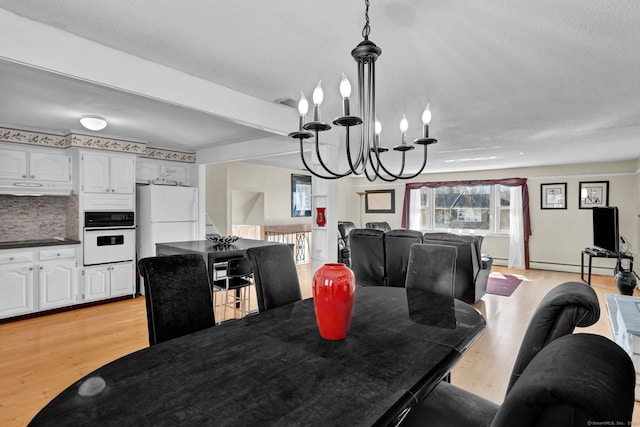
28 286 485 426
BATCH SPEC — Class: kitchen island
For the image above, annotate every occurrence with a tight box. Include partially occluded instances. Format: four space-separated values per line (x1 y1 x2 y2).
155 238 290 278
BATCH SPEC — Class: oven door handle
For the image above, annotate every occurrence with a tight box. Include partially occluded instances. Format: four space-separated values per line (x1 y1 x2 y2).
84 226 136 232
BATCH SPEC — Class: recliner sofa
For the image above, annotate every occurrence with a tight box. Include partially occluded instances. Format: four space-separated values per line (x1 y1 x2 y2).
365 221 391 232
349 229 492 303
337 221 356 266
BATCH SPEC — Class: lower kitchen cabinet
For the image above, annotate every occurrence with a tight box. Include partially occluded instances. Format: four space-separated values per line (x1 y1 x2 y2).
0 246 135 321
0 264 35 318
83 261 134 302
39 260 77 310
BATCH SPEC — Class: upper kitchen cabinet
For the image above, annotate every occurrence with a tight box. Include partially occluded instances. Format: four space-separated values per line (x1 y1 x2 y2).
81 153 134 194
0 148 27 180
136 157 194 186
0 145 72 193
79 151 136 211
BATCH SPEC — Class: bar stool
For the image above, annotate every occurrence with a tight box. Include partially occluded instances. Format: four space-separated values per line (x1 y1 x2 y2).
211 257 255 322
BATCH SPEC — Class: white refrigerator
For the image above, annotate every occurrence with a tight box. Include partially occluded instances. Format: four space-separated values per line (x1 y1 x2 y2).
137 185 199 293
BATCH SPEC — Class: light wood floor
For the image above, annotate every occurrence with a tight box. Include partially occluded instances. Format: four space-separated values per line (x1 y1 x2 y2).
1 266 637 426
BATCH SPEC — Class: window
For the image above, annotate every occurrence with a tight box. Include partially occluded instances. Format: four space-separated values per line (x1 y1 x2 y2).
418 184 510 234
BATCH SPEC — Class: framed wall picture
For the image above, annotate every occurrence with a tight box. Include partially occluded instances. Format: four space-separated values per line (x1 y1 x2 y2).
291 174 311 217
365 189 395 213
579 181 609 209
540 183 567 209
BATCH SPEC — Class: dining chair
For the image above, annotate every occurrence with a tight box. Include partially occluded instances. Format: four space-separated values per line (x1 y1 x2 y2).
490 333 633 426
405 243 458 297
211 256 255 322
400 280 601 427
383 229 424 287
246 244 302 312
138 254 215 346
422 232 493 303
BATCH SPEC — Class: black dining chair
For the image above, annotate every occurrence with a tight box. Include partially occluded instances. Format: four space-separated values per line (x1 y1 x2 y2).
490 333 633 426
405 243 458 297
138 254 215 346
383 229 424 287
400 281 601 427
246 244 302 312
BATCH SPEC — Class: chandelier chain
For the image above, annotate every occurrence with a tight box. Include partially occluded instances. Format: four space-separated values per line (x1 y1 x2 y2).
362 0 371 40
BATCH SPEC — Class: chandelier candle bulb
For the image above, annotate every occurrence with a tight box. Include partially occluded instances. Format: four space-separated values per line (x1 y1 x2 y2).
298 93 309 131
400 114 408 144
340 73 352 116
374 119 382 147
422 104 432 138
313 81 324 121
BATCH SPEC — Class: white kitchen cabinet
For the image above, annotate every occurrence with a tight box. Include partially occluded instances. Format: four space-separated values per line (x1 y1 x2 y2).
82 153 135 194
39 260 77 310
110 262 135 297
83 265 110 301
82 261 134 302
29 152 72 182
0 264 35 319
0 246 80 319
0 147 70 183
38 247 78 310
0 149 28 180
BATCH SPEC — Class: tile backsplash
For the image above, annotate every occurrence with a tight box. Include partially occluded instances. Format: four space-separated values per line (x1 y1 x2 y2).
0 195 79 242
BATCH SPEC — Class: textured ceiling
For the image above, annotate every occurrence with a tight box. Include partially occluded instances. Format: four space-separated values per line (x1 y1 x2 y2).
0 0 639 175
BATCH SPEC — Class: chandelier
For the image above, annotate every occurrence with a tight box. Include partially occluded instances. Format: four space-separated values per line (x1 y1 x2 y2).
288 0 437 182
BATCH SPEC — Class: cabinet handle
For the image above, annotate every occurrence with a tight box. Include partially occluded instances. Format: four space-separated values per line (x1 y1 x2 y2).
31 175 35 179
57 253 61 257
106 189 110 192
29 267 33 271
40 266 43 270
9 256 14 260
111 189 115 192
22 174 27 178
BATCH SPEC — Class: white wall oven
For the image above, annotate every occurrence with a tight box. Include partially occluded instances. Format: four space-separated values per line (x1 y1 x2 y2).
83 212 135 266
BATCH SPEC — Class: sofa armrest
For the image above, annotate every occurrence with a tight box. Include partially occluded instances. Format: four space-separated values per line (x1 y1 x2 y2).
481 255 493 270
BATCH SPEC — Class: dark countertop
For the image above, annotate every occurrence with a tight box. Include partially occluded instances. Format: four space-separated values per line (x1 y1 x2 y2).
0 239 81 250
155 238 278 255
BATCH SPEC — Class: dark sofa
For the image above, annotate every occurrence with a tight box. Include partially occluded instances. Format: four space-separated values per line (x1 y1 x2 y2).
337 221 356 266
349 229 493 303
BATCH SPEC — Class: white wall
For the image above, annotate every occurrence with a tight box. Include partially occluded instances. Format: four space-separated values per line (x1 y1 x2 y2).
205 162 312 235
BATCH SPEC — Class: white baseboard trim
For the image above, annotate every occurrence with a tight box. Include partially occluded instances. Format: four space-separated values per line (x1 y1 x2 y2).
491 258 618 277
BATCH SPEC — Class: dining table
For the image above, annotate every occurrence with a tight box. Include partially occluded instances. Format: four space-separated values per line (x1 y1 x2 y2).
28 286 486 426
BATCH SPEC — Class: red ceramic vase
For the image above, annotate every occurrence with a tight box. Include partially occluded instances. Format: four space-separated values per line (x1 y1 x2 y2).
313 263 356 340
316 207 326 227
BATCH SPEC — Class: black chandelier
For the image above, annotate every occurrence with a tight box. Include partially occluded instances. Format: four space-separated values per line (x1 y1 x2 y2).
288 0 437 182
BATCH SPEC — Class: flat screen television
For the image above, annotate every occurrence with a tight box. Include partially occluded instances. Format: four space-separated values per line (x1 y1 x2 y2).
592 206 619 253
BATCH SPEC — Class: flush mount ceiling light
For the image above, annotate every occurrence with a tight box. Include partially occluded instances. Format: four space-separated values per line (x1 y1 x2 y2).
80 115 108 131
288 0 437 182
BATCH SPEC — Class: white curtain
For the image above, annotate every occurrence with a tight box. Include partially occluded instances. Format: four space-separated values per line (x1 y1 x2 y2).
508 186 525 268
409 188 421 230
